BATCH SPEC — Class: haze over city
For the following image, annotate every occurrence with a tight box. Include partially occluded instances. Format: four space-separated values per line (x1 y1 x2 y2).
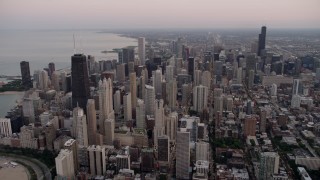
1 0 320 29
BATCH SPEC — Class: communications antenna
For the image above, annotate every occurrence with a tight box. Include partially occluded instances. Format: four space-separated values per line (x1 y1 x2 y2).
73 34 76 54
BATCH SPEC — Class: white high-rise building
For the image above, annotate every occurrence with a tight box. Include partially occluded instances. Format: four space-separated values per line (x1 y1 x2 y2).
51 71 60 91
165 112 178 142
55 149 75 179
124 93 132 121
72 107 88 147
155 99 164 128
154 99 165 148
291 94 301 108
116 154 130 170
193 85 209 112
39 70 49 90
270 83 277 96
98 78 114 134
145 85 155 115
136 99 146 129
196 141 210 161
88 145 106 176
0 118 12 137
165 65 174 82
138 37 146 65
176 131 190 179
293 79 300 95
259 152 280 180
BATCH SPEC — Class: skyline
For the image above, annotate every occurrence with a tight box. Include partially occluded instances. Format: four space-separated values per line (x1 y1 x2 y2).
1 0 320 30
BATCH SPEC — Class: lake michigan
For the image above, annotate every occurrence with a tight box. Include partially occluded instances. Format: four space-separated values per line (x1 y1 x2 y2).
0 30 137 117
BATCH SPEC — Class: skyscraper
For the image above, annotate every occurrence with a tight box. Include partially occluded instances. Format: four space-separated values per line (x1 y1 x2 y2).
130 72 137 109
116 64 126 83
55 149 75 179
165 112 178 142
196 141 210 161
136 99 146 129
145 85 155 116
39 70 49 90
72 107 88 147
98 78 114 134
154 99 165 147
166 78 177 109
258 26 267 56
64 139 78 172
104 119 114 145
20 61 32 89
188 57 195 80
157 135 169 162
113 90 121 114
138 37 146 65
86 99 97 145
122 47 135 64
153 69 163 98
87 145 106 176
71 54 90 110
124 92 132 121
0 118 12 137
48 62 55 77
259 152 280 180
193 85 209 113
244 116 257 137
176 131 190 179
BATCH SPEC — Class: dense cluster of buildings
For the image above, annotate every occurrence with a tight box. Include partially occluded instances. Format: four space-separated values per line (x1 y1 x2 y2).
0 26 320 179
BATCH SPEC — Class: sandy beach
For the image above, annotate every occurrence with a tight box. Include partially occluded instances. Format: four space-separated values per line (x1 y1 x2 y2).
0 159 28 180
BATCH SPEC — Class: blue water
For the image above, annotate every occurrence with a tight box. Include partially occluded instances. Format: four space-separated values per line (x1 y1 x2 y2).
0 30 137 76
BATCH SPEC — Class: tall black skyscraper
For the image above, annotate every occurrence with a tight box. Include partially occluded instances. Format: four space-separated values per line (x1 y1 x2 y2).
121 47 135 64
72 54 90 110
48 62 55 77
258 26 267 56
20 61 32 90
188 57 195 80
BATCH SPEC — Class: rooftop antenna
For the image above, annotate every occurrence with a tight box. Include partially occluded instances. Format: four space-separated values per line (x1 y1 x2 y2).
73 33 76 54
79 35 83 54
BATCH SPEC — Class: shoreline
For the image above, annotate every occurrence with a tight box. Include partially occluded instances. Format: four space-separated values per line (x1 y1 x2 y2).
0 91 25 95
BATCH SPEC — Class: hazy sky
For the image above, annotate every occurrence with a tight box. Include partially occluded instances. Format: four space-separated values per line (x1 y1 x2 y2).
1 0 320 29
